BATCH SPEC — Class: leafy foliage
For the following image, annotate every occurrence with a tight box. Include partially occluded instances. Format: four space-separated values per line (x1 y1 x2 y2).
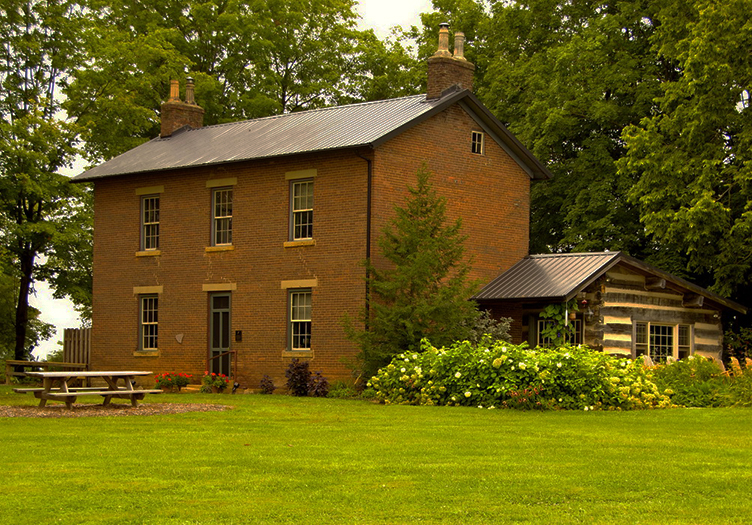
538 300 579 347
0 0 91 360
346 165 481 379
285 358 312 396
368 339 671 410
619 0 752 300
259 375 276 395
308 371 330 398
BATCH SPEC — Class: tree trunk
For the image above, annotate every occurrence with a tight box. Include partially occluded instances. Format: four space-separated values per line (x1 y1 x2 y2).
14 246 36 363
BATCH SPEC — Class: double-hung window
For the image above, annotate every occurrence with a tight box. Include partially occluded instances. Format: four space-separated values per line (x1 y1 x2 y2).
289 289 312 351
634 322 693 362
212 188 233 246
139 295 159 351
141 196 160 250
471 131 484 155
290 180 313 241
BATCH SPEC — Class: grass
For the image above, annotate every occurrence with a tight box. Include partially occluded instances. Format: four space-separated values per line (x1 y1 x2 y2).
2 386 752 524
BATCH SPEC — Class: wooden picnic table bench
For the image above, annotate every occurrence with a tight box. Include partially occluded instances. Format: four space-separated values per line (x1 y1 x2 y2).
5 360 89 385
15 371 161 409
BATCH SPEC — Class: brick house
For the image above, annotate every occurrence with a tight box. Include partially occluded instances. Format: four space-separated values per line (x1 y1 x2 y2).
72 25 551 387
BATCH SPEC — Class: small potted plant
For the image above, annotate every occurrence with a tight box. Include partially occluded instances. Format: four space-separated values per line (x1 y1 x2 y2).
155 372 192 393
201 371 231 393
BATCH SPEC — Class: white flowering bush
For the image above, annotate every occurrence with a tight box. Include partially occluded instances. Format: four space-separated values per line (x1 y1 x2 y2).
367 338 671 410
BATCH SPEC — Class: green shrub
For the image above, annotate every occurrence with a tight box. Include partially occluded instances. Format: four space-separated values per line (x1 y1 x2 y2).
327 380 357 399
368 338 670 410
725 367 752 406
650 355 725 407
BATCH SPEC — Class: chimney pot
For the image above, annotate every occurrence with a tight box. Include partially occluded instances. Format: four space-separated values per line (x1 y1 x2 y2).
433 23 452 58
453 32 466 60
168 79 180 102
185 77 196 105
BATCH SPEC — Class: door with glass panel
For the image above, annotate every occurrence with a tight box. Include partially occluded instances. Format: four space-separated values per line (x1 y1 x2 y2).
209 293 231 376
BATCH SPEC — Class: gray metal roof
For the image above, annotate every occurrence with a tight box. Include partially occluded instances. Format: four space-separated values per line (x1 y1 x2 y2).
474 251 747 314
73 89 552 182
474 252 621 302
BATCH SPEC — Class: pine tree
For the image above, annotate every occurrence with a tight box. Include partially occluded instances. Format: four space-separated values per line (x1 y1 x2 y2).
349 165 481 378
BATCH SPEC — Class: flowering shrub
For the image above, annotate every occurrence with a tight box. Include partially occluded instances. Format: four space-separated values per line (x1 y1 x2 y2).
201 371 231 393
155 372 192 392
368 338 671 410
651 355 752 407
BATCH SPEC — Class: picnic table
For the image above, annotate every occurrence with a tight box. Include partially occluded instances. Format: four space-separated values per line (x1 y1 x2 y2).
13 371 161 409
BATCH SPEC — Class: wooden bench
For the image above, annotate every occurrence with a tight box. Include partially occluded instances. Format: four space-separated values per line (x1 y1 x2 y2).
5 360 88 385
13 387 105 394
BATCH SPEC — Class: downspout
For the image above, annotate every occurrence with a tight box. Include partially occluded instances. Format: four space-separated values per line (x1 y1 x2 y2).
356 151 373 328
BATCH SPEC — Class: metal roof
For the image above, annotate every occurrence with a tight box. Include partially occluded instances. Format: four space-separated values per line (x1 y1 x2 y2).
474 252 747 314
72 89 552 182
474 252 621 302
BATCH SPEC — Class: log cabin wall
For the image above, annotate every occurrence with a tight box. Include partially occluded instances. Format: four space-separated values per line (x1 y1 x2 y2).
593 265 723 361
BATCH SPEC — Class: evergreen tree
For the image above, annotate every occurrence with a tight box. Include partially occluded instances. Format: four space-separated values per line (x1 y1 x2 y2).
349 165 480 378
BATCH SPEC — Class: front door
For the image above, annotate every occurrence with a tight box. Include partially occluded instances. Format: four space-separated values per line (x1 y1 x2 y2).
209 293 231 376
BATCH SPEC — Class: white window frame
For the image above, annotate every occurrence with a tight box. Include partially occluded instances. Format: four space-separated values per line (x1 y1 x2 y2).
537 318 582 347
288 289 312 351
139 295 159 351
634 322 693 362
141 195 160 251
471 131 484 155
212 187 233 246
290 179 314 241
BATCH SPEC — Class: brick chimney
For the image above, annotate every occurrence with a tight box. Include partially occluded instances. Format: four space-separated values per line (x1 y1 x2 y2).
426 23 475 99
160 78 205 138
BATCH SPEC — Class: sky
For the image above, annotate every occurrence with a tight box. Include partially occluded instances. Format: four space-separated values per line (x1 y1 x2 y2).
29 0 436 359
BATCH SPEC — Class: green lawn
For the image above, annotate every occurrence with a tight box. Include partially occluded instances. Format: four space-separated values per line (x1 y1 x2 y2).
2 386 751 524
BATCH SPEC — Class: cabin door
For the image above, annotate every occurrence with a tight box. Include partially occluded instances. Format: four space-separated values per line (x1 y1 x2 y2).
209 293 231 376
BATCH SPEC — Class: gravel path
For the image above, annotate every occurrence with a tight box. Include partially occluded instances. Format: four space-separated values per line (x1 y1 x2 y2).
0 403 232 418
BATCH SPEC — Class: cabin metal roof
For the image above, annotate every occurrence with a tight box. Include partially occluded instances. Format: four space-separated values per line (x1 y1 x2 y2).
72 88 552 182
474 252 747 314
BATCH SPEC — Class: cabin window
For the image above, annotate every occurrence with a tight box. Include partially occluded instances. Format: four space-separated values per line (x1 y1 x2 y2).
634 322 693 362
471 131 484 155
212 188 233 246
537 318 582 347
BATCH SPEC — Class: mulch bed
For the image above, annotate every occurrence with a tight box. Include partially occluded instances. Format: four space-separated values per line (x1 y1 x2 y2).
0 403 232 418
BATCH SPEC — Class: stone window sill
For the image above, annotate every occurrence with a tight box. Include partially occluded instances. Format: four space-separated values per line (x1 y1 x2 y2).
283 239 315 248
133 350 160 357
205 245 235 253
136 250 161 257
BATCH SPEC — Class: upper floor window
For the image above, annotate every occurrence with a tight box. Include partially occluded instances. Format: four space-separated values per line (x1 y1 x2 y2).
139 295 159 351
289 289 312 351
141 196 160 250
635 322 693 362
290 180 313 241
212 188 233 246
471 131 484 155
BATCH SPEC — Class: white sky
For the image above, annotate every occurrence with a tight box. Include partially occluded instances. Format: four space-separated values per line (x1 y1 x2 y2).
29 0 435 359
